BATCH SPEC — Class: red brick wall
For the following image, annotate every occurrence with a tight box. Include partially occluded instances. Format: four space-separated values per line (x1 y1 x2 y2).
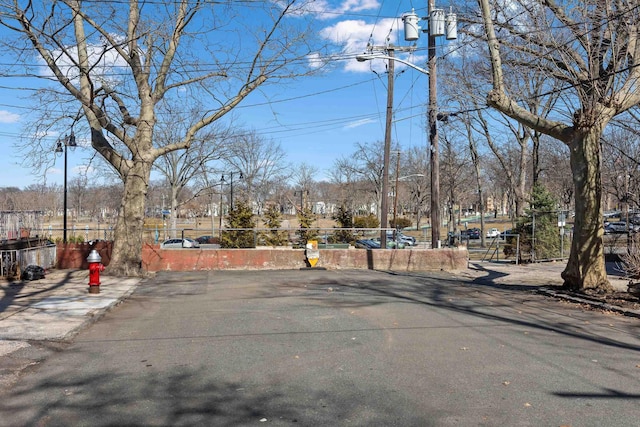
57 242 113 269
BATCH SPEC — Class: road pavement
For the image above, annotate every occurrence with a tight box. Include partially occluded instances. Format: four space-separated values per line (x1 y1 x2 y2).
0 266 639 426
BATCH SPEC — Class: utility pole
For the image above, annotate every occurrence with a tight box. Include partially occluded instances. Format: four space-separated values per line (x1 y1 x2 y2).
428 0 441 248
402 5 456 249
393 150 401 231
356 42 430 248
379 47 395 249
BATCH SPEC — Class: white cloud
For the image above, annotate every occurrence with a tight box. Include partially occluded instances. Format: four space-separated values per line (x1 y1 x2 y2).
344 118 375 128
74 165 96 176
47 167 62 176
335 0 380 13
0 110 20 123
319 18 413 73
38 34 129 88
307 52 327 69
278 0 380 20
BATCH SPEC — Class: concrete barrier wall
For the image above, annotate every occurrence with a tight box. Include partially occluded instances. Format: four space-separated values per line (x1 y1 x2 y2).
141 244 468 272
56 243 468 272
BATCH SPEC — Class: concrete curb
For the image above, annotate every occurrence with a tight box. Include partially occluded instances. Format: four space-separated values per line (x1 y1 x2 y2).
538 287 640 318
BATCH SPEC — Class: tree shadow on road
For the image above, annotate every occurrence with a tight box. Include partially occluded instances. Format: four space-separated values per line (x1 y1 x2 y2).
0 270 83 316
0 361 428 426
276 269 640 353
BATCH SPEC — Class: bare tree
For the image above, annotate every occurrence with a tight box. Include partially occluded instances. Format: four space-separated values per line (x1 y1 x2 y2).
68 175 89 222
477 0 640 291
402 147 430 229
601 126 640 212
351 140 390 219
440 129 473 235
224 129 291 215
328 156 360 215
537 138 573 212
154 114 230 237
292 162 318 190
0 1 327 274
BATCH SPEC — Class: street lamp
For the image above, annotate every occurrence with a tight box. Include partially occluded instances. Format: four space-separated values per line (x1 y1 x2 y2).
55 131 77 243
218 177 225 239
356 47 429 248
221 171 243 210
355 53 430 75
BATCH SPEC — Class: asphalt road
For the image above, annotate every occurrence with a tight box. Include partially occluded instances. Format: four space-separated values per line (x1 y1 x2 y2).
1 269 639 426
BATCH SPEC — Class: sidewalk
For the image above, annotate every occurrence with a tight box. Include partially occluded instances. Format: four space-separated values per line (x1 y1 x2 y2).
466 260 640 317
466 260 629 291
0 270 141 389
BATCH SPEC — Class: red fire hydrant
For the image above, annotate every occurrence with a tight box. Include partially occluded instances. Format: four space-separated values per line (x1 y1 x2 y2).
87 249 105 294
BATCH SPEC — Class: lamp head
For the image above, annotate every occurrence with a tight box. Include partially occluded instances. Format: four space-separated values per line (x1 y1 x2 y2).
67 131 77 147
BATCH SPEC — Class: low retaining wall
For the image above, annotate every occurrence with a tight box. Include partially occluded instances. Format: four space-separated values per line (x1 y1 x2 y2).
141 244 468 272
57 242 113 269
55 243 468 272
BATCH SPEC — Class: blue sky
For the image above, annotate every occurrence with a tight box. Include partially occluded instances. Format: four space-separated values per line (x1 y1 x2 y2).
0 0 448 188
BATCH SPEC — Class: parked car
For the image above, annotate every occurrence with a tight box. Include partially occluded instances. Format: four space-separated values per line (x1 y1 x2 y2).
160 238 200 249
604 221 638 234
461 228 480 239
387 231 416 246
355 239 381 249
500 229 513 239
372 237 405 249
486 227 500 238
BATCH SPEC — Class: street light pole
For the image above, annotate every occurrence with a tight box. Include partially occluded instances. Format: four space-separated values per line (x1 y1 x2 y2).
218 178 224 240
55 131 76 243
221 171 243 211
356 47 410 248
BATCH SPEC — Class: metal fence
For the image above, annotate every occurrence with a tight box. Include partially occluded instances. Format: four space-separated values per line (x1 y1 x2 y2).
30 226 114 243
150 227 428 247
31 226 424 247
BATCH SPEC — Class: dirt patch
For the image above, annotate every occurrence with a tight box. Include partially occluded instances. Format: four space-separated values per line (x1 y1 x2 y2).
578 289 640 312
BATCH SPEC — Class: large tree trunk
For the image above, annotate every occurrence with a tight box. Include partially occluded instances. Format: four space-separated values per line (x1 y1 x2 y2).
108 161 152 276
561 129 611 291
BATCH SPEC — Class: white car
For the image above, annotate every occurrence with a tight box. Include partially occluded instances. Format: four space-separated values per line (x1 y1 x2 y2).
160 238 200 249
386 231 416 246
486 228 500 238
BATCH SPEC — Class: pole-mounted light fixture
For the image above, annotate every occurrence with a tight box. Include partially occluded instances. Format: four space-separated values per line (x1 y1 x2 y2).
355 53 430 75
55 131 77 243
221 171 243 210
